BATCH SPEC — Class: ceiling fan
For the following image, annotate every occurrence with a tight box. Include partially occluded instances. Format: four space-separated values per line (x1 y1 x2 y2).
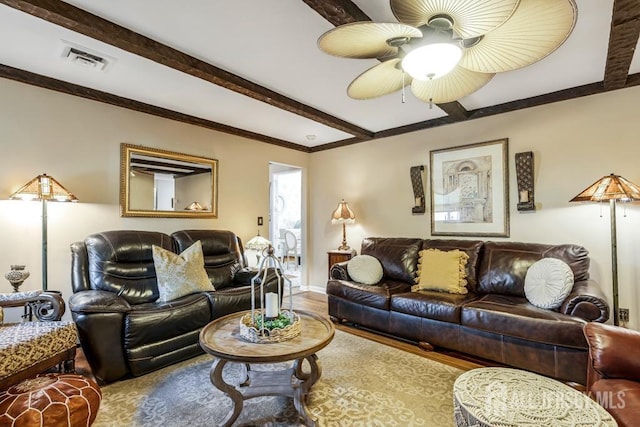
318 0 577 105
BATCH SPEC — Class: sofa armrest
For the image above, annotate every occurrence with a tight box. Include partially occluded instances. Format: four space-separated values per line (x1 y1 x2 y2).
560 279 609 322
69 290 131 384
69 290 131 314
583 322 640 390
330 261 351 281
233 267 260 286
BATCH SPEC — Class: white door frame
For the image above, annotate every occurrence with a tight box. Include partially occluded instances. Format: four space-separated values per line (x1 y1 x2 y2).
269 162 306 288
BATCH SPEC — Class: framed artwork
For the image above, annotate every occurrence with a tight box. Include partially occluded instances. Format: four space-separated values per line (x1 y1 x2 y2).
430 138 509 237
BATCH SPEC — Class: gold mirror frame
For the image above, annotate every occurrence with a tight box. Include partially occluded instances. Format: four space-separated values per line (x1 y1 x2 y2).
120 143 218 218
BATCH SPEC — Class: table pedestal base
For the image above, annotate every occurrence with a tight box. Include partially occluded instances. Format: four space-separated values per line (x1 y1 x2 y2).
210 354 321 427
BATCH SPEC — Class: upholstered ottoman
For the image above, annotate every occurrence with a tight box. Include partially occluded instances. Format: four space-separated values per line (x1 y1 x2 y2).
453 368 616 426
0 321 78 388
0 374 101 426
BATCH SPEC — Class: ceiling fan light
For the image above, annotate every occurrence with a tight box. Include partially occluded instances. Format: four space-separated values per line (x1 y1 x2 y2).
401 43 462 80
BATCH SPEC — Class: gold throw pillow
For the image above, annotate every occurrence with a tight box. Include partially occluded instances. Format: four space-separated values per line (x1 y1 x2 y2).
412 249 469 294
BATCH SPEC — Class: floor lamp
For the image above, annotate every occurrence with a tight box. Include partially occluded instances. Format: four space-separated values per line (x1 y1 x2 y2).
570 173 640 326
331 199 355 251
9 174 78 291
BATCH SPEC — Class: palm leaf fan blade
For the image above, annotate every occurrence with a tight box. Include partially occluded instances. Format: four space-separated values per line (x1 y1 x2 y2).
318 22 422 59
348 59 408 99
411 67 494 104
391 0 519 39
459 0 577 73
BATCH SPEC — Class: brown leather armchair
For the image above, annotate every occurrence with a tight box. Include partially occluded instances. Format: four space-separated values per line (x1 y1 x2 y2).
583 322 640 427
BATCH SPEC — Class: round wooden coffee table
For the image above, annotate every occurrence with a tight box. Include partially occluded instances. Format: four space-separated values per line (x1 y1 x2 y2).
453 367 617 426
199 310 334 427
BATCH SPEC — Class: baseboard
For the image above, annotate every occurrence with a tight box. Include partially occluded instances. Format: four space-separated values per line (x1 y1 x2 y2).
299 285 326 294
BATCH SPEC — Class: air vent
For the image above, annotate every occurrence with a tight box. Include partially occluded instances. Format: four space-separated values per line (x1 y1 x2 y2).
65 47 107 70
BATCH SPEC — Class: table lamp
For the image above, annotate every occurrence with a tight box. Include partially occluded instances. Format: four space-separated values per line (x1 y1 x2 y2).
245 230 272 264
570 173 640 326
9 174 78 291
331 199 355 251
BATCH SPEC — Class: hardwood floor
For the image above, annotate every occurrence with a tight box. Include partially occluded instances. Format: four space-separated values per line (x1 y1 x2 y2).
75 291 489 381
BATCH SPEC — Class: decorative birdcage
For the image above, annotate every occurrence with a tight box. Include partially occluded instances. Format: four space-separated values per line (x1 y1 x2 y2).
239 245 300 343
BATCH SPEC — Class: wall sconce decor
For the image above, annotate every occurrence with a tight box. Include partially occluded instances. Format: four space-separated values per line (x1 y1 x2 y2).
410 165 426 214
331 199 355 251
9 174 78 291
515 151 535 211
570 173 640 326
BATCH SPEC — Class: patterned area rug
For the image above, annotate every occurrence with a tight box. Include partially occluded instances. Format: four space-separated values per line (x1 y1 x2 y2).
94 330 464 426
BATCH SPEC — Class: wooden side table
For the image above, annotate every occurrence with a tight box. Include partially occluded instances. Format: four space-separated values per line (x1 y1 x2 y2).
327 249 356 278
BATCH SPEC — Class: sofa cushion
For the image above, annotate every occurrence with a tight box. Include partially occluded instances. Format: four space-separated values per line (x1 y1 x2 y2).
347 255 383 285
524 258 574 309
391 291 480 324
152 241 214 303
477 242 590 297
423 240 484 292
326 279 411 310
413 249 469 294
123 293 211 350
172 230 244 290
361 238 423 284
85 230 174 305
461 294 587 348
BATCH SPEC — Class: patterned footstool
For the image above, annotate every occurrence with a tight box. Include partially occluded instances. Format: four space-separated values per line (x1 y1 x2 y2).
0 320 78 388
0 374 101 426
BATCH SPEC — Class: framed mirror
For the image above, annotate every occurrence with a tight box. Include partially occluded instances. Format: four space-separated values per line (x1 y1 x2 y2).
120 143 218 218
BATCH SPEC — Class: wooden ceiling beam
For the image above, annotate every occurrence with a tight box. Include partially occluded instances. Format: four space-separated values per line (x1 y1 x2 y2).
0 0 373 140
604 0 640 90
300 0 370 25
311 73 640 152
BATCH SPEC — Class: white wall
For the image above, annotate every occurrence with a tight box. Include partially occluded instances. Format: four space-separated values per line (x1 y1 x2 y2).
309 86 640 329
0 78 307 319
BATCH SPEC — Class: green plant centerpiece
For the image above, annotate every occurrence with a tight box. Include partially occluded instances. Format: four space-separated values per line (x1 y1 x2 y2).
253 312 293 331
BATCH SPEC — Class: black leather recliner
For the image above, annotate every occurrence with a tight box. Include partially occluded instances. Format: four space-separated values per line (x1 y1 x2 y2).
69 229 279 384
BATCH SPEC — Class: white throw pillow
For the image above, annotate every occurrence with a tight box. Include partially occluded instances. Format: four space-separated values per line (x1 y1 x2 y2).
152 240 214 302
524 258 574 309
347 255 383 285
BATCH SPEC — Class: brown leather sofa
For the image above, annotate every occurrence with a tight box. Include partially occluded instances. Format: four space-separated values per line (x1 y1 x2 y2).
328 238 610 384
69 229 279 384
583 322 640 427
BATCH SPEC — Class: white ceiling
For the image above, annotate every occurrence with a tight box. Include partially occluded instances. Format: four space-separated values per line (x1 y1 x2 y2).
0 0 637 150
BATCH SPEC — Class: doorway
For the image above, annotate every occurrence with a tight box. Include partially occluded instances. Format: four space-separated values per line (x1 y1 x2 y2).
269 163 303 289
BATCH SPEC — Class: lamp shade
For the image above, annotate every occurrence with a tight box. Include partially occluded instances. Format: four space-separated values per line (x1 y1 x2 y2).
331 199 355 224
569 174 640 203
245 232 272 251
9 174 78 202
